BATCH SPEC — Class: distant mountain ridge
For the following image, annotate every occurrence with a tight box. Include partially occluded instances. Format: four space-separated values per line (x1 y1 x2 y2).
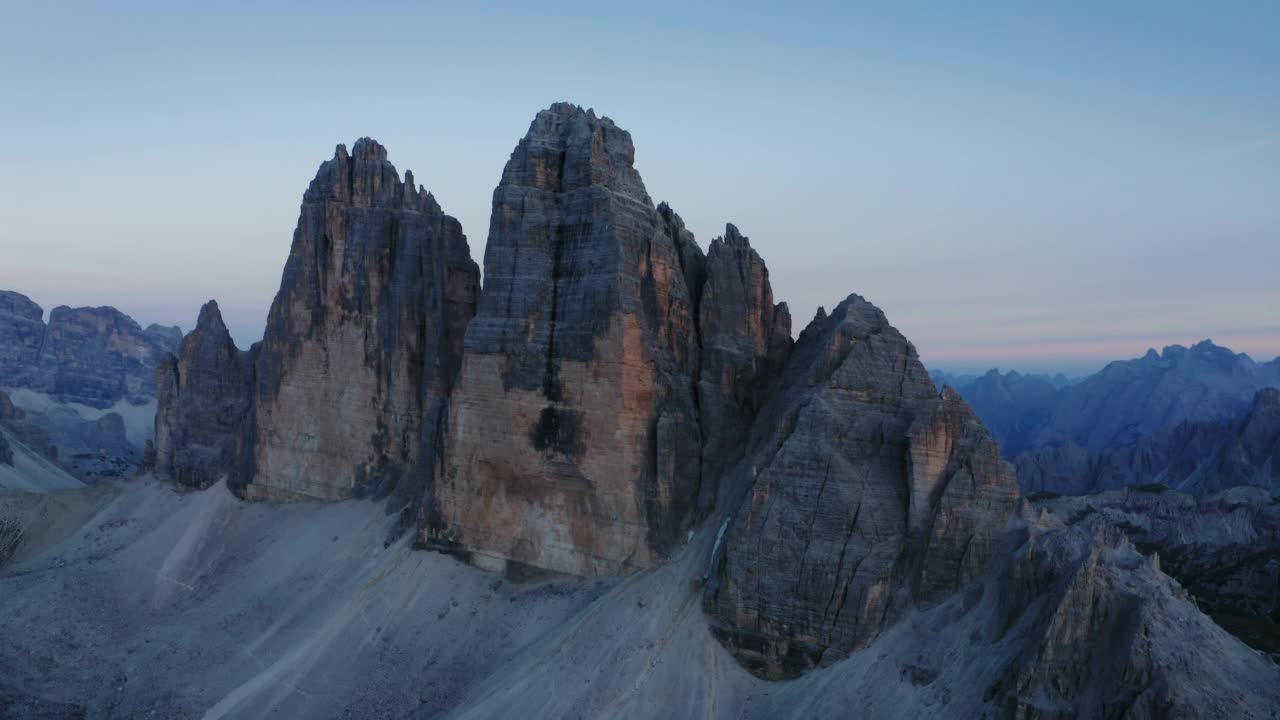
0 290 181 408
940 339 1280 457
1018 387 1280 496
939 340 1280 496
0 291 175 486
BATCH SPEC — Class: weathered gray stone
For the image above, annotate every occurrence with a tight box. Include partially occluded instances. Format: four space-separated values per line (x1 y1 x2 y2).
1033 485 1280 656
431 104 704 576
0 291 46 390
243 138 479 502
695 224 791 514
0 291 178 409
705 294 1020 678
154 301 254 490
987 519 1197 718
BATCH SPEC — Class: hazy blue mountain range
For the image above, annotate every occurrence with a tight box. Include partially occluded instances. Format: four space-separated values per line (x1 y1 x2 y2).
938 340 1280 455
1017 388 1280 496
938 340 1280 496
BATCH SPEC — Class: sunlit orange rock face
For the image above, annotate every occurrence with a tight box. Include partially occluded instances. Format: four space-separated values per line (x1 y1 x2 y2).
427 104 706 576
242 138 479 502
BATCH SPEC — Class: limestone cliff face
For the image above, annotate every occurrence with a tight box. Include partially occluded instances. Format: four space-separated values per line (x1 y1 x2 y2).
154 301 254 489
430 104 704 576
0 290 180 409
704 295 1020 678
696 225 791 514
243 139 479 501
0 292 46 390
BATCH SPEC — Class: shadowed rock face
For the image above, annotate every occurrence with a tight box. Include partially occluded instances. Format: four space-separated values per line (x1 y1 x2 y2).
0 292 46 390
154 301 254 489
430 104 705 576
243 138 479 501
0 290 180 409
704 295 1020 679
988 518 1204 719
696 225 792 515
1034 486 1280 653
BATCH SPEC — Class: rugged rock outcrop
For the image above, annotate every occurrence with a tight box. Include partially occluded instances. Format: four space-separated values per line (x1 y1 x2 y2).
0 290 180 409
0 292 46 390
430 104 705 576
154 301 254 489
984 515 1270 718
1032 486 1280 646
241 138 479 501
1017 387 1280 496
695 225 791 514
704 295 1020 678
35 306 178 408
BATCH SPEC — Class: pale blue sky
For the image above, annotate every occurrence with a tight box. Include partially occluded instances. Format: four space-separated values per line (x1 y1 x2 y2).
2 1 1277 374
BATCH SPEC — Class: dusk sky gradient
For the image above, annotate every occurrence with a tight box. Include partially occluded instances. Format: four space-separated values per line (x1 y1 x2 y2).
2 1 1277 374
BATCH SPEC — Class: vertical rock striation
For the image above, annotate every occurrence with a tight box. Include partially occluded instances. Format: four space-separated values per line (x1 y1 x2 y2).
0 292 47 389
0 290 180 409
154 301 254 489
241 138 479 501
704 294 1020 678
430 104 704 576
696 224 791 514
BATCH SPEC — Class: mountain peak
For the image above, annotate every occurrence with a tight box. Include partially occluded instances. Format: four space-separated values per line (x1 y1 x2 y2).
502 102 646 201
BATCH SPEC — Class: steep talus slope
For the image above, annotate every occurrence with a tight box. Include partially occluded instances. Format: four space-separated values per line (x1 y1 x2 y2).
242 138 479 501
0 389 135 486
0 426 83 493
705 295 1021 678
431 104 706 576
0 480 602 719
2 479 1276 719
1018 387 1280 496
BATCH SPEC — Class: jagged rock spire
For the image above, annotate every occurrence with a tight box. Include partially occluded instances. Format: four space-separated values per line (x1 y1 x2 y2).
429 103 704 576
239 139 479 501
154 300 253 489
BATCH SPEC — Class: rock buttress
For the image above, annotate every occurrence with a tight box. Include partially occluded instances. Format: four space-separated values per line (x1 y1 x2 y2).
704 295 1020 678
696 224 791 514
244 138 479 501
154 301 253 489
429 103 703 576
